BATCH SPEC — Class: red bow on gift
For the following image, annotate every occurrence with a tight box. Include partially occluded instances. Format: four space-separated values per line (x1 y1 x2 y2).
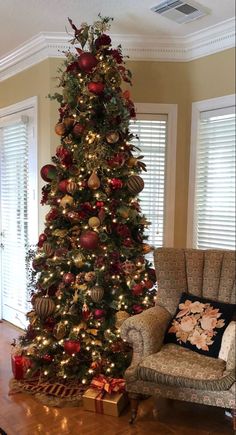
91 375 125 395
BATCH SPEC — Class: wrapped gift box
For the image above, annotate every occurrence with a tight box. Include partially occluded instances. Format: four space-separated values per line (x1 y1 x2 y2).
11 354 31 380
83 388 128 416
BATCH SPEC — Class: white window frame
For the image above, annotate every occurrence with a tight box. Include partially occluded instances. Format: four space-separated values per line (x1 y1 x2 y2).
0 96 38 320
187 94 235 248
135 103 177 247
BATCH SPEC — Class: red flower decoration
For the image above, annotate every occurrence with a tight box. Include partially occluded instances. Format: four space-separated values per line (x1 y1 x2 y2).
109 178 123 190
95 34 111 49
110 49 123 64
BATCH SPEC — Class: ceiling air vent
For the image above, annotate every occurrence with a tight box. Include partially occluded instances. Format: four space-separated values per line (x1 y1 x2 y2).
151 0 210 24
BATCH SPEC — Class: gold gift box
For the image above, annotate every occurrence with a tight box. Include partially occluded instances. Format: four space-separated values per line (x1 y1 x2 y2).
83 388 128 416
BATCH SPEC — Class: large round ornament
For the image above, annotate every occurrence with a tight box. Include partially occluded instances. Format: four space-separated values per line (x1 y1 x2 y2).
72 123 85 137
115 310 130 328
79 231 99 250
78 53 98 73
87 171 100 190
106 131 119 144
34 296 55 320
55 122 67 136
66 181 77 194
58 179 69 193
64 339 81 355
40 164 57 182
90 285 104 302
88 216 100 228
87 81 104 95
127 175 144 195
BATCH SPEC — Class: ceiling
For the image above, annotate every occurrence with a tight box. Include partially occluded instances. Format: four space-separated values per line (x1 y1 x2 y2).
0 0 235 59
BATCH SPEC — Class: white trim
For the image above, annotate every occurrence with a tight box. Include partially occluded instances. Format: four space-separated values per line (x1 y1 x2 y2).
135 103 177 248
0 18 235 81
187 94 236 248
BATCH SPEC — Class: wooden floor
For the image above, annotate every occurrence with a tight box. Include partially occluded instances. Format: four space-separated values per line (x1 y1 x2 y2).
0 321 234 435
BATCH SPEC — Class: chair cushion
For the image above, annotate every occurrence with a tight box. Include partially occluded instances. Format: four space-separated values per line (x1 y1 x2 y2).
164 292 236 358
137 343 235 391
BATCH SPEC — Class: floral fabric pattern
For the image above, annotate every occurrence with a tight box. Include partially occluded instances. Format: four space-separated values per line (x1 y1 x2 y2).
168 298 225 351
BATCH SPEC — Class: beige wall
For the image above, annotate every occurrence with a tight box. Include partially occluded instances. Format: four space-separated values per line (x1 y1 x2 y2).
0 48 234 244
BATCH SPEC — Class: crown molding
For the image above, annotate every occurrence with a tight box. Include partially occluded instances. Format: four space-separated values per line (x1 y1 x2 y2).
0 18 235 82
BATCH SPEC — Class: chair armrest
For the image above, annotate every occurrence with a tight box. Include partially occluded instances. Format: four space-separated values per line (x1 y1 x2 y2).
225 323 236 371
120 305 171 366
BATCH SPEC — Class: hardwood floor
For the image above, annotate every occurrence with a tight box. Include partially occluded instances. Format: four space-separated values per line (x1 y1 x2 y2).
0 321 234 435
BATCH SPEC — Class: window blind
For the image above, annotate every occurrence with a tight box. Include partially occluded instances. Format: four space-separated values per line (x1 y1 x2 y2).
0 119 30 321
194 108 236 249
130 116 168 248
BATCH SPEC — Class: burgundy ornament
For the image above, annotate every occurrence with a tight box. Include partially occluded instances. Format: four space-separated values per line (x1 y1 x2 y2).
58 179 69 193
40 164 57 182
78 53 98 73
132 283 144 296
45 208 59 222
63 272 75 285
54 247 68 258
72 123 85 137
109 178 123 190
79 231 99 250
42 354 54 363
38 233 47 244
107 153 125 168
87 81 104 95
82 303 90 321
94 309 106 319
64 339 81 355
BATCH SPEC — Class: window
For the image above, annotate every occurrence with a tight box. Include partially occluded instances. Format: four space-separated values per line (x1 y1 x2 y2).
187 95 235 249
0 97 38 327
130 103 177 248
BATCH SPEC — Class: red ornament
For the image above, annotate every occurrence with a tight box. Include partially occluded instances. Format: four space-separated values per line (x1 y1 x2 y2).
58 179 69 193
96 201 104 208
63 272 75 285
107 153 125 168
87 81 104 95
132 284 144 296
79 231 99 250
94 309 106 319
109 178 123 190
40 164 57 182
42 354 54 363
144 279 154 289
78 53 98 73
72 123 85 137
38 233 47 243
64 340 81 355
45 208 59 222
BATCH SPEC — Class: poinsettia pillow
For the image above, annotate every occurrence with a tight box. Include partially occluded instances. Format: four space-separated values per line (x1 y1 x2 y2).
164 292 236 358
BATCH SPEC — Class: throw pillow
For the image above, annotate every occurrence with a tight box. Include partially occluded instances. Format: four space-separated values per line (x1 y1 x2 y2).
218 321 236 361
164 292 236 358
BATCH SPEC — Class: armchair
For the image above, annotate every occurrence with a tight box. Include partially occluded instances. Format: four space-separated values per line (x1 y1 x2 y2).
121 248 236 428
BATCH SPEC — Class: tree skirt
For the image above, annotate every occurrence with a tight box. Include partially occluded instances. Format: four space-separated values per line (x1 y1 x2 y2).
9 378 86 407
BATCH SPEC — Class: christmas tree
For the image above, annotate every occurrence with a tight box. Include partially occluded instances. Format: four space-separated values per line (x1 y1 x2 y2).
16 16 156 396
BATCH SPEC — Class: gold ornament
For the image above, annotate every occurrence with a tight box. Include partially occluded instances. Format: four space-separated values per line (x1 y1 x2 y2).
115 311 130 328
34 296 55 320
88 216 100 228
126 157 137 168
73 253 85 268
60 194 74 208
106 131 120 144
55 122 66 136
67 181 77 194
90 285 104 302
88 171 101 190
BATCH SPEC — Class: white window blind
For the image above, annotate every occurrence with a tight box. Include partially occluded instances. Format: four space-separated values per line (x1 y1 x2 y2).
130 115 168 248
0 118 30 322
193 106 235 249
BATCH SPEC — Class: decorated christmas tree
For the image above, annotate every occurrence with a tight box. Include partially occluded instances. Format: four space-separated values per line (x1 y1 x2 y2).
13 16 156 400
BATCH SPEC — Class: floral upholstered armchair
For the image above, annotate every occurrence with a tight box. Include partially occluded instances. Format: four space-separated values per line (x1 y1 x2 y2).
121 248 236 428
